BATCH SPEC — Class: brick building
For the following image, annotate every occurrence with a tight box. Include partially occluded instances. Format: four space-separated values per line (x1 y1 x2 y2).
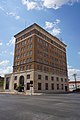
4 23 69 93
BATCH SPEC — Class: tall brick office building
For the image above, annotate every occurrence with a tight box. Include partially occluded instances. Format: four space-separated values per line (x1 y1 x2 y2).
4 23 69 93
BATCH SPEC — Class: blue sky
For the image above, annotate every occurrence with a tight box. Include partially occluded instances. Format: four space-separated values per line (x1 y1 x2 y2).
0 0 80 80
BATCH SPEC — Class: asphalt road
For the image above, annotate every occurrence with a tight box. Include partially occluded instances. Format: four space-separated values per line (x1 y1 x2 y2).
0 93 80 120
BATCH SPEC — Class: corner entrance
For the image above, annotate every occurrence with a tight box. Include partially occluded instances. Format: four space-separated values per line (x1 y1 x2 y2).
19 76 24 92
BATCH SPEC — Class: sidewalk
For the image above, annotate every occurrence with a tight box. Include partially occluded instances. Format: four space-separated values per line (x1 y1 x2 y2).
0 91 43 96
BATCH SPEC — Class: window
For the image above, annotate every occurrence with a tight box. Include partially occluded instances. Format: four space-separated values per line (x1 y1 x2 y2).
44 47 48 52
37 58 42 62
14 76 17 80
56 77 59 82
27 74 30 79
29 57 32 62
26 58 29 63
45 83 48 90
38 38 42 44
27 51 32 56
20 67 23 71
14 83 17 90
29 65 32 69
27 83 30 90
57 84 59 90
51 76 54 81
61 84 64 90
28 44 32 49
22 34 26 39
38 75 41 80
22 40 26 45
51 83 54 90
28 37 32 43
45 76 48 80
16 38 20 42
26 65 28 70
5 77 10 89
65 79 67 82
28 32 32 36
61 78 63 82
38 83 41 90
29 50 32 55
37 65 42 70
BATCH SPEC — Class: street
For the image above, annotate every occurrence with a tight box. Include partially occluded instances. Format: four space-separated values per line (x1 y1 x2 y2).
0 93 80 120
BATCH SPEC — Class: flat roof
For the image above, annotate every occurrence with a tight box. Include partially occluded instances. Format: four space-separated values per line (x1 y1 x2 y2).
14 23 67 47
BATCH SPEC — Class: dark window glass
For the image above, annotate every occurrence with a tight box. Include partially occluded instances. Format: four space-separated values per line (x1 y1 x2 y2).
56 77 59 82
14 76 17 80
61 78 63 82
57 84 59 90
61 84 64 90
65 79 67 82
5 77 10 89
51 76 54 81
27 83 30 90
26 65 28 70
38 75 41 80
14 83 17 90
45 83 48 90
45 76 48 80
38 83 41 90
51 83 54 90
27 74 30 79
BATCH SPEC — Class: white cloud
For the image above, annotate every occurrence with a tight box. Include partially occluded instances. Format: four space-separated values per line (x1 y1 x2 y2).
21 0 79 10
52 27 61 36
10 52 14 56
6 12 16 16
2 50 7 54
42 0 79 9
0 41 3 46
0 6 4 11
45 19 61 36
0 60 9 67
45 21 54 29
78 51 80 55
6 12 20 20
21 0 41 10
53 19 61 25
7 37 15 46
15 15 20 20
0 5 20 20
0 60 13 77
68 65 80 80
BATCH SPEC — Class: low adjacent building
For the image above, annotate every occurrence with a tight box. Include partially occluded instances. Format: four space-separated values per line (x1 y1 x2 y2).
69 81 80 91
0 76 4 91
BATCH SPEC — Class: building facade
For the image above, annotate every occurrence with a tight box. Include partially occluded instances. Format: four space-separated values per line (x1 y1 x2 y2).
4 23 69 93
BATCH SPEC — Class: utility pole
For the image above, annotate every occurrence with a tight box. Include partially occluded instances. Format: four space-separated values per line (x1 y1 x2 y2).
73 74 77 90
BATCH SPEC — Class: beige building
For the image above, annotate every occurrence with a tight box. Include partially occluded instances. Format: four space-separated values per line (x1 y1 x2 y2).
69 81 80 91
4 23 69 93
